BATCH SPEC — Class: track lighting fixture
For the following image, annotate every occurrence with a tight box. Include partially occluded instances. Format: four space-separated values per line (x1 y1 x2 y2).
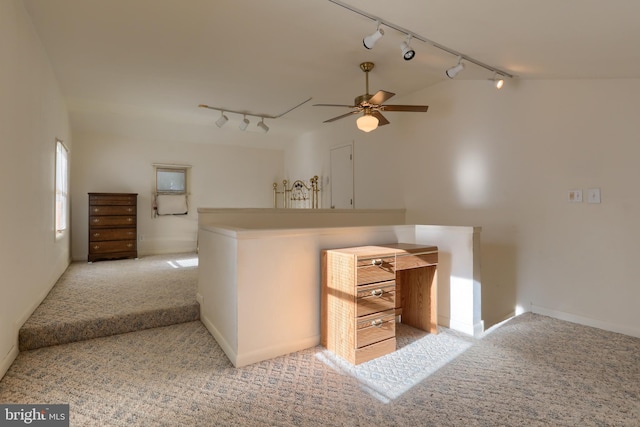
215 111 228 128
356 110 379 133
400 35 415 61
363 21 384 49
198 97 311 133
239 115 249 131
446 57 465 79
330 0 513 82
491 73 505 89
257 118 269 133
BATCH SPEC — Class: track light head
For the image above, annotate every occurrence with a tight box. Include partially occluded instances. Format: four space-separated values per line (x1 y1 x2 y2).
239 115 250 131
363 22 384 49
400 36 415 61
215 111 229 128
494 75 505 89
446 57 465 79
257 118 269 133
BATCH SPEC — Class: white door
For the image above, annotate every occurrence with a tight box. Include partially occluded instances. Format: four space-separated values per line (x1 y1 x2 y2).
330 144 354 209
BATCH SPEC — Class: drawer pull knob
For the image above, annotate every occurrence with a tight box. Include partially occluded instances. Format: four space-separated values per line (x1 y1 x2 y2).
93 233 100 237
371 259 383 266
93 245 100 250
93 218 100 223
127 218 132 222
371 319 384 328
127 243 133 248
128 208 133 212
371 289 384 297
93 208 100 212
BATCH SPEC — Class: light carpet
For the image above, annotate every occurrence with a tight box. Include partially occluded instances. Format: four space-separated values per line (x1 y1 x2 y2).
2 313 639 426
19 253 199 350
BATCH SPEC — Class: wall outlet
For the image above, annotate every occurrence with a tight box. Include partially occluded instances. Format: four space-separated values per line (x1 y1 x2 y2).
568 189 582 203
587 188 601 204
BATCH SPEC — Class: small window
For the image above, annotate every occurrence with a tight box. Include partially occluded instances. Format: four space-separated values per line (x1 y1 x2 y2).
156 167 187 194
55 139 69 235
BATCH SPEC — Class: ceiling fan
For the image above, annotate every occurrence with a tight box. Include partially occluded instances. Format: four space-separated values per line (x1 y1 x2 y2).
314 62 428 132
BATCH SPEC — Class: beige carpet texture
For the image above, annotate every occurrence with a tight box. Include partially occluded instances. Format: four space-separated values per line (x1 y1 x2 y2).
1 254 639 426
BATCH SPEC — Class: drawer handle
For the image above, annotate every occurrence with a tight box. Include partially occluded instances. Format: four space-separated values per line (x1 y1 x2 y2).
93 233 100 237
92 218 100 223
127 218 133 222
127 208 133 212
127 243 133 248
371 289 384 297
93 245 100 250
93 208 100 212
371 259 383 266
371 319 384 328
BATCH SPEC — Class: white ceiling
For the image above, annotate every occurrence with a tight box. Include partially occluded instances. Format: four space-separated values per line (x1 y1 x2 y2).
23 0 640 147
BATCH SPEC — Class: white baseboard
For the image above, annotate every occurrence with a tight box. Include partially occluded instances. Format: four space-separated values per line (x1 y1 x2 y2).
199 313 238 366
0 345 18 380
438 315 484 337
234 335 320 368
200 311 320 368
531 305 640 339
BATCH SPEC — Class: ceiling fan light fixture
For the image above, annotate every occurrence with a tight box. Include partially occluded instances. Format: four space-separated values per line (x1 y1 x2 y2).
446 57 465 79
215 111 229 128
363 21 384 49
400 35 415 61
239 115 250 131
356 112 379 132
257 118 269 133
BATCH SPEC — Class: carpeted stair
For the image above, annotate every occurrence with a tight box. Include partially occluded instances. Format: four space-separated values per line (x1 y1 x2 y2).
18 253 199 351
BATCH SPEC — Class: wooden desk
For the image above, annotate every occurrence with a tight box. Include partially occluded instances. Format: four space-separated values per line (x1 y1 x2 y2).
321 243 438 365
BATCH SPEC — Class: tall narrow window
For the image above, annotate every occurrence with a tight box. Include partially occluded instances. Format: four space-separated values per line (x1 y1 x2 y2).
55 139 68 235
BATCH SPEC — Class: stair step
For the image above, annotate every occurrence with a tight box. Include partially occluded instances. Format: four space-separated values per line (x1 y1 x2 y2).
19 303 199 351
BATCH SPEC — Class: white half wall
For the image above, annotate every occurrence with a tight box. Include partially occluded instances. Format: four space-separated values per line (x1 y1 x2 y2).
198 222 480 367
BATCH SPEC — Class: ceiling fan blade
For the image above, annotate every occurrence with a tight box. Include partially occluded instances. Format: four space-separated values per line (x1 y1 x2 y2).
372 111 390 126
381 105 429 112
313 103 358 108
368 90 395 105
323 111 359 123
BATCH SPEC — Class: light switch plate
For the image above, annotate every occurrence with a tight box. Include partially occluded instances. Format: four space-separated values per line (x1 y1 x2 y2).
587 188 601 204
568 189 582 203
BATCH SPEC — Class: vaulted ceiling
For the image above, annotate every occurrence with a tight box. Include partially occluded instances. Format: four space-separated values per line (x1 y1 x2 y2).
23 0 640 146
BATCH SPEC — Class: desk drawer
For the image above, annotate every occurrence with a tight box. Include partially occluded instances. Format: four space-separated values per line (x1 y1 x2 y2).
395 252 438 270
356 310 396 348
356 281 395 317
356 256 395 285
355 337 396 364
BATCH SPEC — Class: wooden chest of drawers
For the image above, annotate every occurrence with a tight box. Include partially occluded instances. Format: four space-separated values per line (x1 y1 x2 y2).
88 193 138 262
321 243 438 365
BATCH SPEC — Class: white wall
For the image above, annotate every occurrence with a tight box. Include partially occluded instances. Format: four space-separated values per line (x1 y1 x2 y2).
286 78 640 338
398 79 640 336
285 118 405 209
71 132 284 260
0 0 71 377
